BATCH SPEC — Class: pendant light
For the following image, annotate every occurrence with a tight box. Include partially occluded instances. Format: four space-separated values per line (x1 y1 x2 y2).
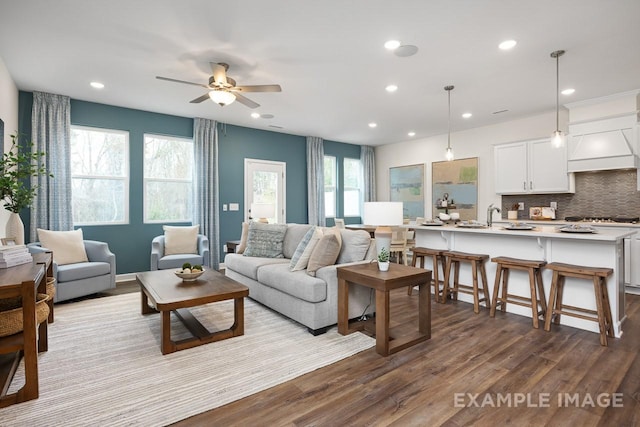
444 85 455 161
550 50 566 148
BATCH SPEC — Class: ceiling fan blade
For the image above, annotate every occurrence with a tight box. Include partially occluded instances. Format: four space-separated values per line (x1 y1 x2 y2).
189 93 211 103
210 62 228 85
156 76 209 88
234 93 260 109
232 84 282 93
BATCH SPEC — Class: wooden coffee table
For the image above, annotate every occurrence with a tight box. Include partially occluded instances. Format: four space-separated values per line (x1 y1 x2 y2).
136 269 249 355
337 262 431 356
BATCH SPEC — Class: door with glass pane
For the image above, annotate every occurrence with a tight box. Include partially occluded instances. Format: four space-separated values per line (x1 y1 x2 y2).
244 159 286 223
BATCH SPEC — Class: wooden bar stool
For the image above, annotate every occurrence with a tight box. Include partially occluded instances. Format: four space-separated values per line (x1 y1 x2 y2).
544 262 614 346
442 251 490 314
490 257 547 328
408 247 445 302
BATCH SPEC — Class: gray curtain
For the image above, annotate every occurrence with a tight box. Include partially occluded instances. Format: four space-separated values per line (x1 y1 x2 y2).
306 136 325 226
361 145 376 203
30 91 72 241
193 118 220 270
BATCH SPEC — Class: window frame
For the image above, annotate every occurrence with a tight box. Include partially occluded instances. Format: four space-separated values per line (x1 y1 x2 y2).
70 125 130 226
324 155 337 218
143 133 194 224
343 157 362 218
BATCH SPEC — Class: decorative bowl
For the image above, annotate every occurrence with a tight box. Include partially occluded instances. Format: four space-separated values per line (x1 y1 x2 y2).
174 269 205 281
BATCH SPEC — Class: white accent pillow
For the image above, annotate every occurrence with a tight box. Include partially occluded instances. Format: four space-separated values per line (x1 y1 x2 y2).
37 228 89 265
163 225 199 255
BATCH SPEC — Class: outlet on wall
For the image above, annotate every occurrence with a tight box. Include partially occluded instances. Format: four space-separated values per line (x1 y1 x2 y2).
550 201 558 209
518 202 524 210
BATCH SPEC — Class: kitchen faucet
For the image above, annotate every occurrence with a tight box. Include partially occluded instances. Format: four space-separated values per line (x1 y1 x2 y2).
487 203 501 227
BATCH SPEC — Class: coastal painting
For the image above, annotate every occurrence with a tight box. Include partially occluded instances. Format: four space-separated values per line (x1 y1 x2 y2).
390 163 424 219
432 157 478 220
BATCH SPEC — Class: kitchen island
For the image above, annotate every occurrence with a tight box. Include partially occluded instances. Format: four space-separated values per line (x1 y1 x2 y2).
410 223 635 337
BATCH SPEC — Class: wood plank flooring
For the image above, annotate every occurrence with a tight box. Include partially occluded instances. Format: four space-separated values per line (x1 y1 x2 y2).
173 289 640 427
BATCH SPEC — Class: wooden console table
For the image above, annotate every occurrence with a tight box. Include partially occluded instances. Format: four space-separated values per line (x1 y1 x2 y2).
0 252 52 407
337 262 431 356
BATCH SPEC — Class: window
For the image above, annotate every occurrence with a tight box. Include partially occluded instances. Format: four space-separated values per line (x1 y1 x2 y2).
144 134 194 223
324 156 336 218
70 126 129 225
343 158 361 216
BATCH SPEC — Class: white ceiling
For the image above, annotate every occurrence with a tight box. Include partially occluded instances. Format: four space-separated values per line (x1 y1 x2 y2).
1 0 639 146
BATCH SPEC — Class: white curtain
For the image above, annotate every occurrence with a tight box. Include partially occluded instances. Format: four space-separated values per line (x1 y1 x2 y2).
306 136 325 226
193 118 220 269
30 91 72 241
360 145 376 204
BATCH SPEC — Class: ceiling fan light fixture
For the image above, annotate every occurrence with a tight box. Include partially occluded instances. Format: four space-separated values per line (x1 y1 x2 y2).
209 89 236 106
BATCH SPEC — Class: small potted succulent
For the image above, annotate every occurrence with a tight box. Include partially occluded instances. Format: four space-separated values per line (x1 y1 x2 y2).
377 247 390 271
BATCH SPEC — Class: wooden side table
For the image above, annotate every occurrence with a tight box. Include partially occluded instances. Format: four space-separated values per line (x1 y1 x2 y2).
226 240 241 254
337 262 431 356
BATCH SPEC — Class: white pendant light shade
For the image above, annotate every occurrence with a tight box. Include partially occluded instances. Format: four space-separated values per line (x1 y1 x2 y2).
550 50 566 148
209 89 236 106
444 85 455 161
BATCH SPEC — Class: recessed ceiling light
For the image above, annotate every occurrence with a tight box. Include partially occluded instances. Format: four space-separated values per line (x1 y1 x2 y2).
90 81 104 89
408 131 416 137
251 112 260 119
368 122 377 128
561 88 575 95
384 40 401 50
394 45 419 57
462 112 472 119
498 40 517 50
385 84 398 92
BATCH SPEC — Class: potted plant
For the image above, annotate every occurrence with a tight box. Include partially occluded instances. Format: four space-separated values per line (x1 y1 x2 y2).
377 247 390 271
0 134 52 244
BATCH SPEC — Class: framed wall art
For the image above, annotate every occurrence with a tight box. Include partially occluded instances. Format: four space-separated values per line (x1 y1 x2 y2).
389 163 425 219
432 157 478 220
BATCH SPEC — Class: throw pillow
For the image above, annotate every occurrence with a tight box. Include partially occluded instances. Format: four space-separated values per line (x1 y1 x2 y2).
243 222 288 258
163 225 200 255
336 229 371 264
306 230 342 276
37 228 89 265
289 226 323 271
236 222 250 254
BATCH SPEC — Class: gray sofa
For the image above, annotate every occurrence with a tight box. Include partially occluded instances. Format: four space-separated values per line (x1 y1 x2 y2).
224 224 376 335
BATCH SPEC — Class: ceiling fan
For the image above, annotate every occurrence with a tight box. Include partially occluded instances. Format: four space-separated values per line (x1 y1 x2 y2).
156 62 282 108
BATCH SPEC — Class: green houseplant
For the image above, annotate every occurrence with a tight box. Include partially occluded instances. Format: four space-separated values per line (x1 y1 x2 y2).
1 133 51 244
377 246 390 271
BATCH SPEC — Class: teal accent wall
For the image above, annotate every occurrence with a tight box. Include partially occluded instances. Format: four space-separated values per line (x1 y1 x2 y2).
19 91 362 274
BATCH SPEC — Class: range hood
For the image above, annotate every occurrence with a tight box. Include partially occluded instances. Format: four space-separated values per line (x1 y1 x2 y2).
567 114 638 172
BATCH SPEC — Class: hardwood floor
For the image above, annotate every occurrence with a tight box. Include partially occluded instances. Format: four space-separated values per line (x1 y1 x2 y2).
173 289 640 426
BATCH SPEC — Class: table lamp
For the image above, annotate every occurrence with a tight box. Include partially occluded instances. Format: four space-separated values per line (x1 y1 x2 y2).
363 202 404 261
251 203 275 223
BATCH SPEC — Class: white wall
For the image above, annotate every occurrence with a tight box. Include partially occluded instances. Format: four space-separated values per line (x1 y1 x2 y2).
375 110 568 222
0 55 20 236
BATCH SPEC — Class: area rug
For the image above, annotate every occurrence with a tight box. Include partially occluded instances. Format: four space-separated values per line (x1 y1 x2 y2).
1 292 374 426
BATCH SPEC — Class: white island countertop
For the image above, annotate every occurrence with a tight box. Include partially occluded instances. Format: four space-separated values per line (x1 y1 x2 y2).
410 223 636 242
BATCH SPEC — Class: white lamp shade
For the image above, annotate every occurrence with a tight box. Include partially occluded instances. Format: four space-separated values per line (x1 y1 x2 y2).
251 203 275 220
209 90 236 106
363 202 404 226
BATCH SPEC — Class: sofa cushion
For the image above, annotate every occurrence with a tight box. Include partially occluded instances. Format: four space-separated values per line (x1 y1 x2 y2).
236 222 249 254
57 261 111 282
243 222 288 258
225 253 289 281
283 224 313 259
158 254 204 270
257 263 327 303
163 225 199 255
289 226 322 271
307 229 342 276
337 229 371 264
37 228 89 265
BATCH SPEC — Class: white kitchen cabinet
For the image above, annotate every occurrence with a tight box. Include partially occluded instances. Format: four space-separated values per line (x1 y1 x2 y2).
494 138 574 194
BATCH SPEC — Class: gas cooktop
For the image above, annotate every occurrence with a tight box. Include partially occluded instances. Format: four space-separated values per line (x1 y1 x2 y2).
565 216 640 224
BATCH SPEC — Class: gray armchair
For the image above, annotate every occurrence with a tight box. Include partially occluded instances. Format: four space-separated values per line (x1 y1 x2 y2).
28 240 116 302
150 234 210 270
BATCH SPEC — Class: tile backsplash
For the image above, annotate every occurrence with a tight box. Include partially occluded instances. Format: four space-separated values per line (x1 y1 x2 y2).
501 169 640 220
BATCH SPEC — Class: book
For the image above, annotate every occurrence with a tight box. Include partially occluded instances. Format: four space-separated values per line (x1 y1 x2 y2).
0 247 29 259
0 254 33 268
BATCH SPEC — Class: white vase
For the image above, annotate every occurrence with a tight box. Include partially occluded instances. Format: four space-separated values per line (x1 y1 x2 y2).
6 212 25 245
378 261 390 272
